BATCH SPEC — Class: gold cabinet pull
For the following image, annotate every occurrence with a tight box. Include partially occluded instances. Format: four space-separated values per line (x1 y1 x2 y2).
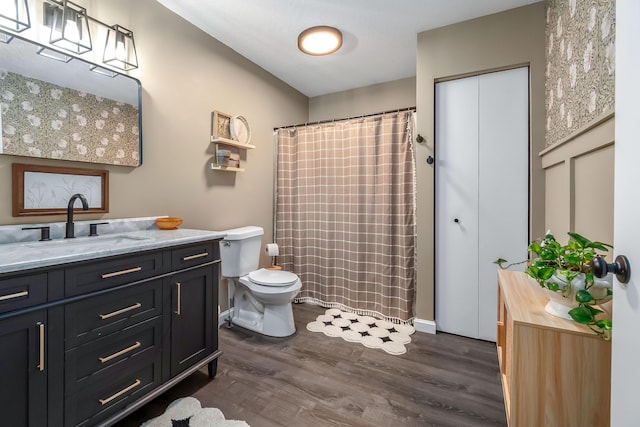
101 266 142 279
99 302 142 320
182 252 209 261
98 341 141 364
175 282 181 315
37 322 45 372
99 379 141 406
0 290 29 301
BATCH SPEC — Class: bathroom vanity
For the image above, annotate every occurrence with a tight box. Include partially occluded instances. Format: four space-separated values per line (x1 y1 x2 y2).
0 220 224 427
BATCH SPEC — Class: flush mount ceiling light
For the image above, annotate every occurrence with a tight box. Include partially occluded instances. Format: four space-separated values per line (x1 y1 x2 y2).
0 0 30 33
298 26 342 56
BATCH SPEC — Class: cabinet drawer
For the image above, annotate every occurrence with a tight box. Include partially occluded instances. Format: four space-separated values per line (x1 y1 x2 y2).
65 251 164 296
0 273 47 314
171 241 219 271
66 360 161 427
65 280 163 349
65 316 162 392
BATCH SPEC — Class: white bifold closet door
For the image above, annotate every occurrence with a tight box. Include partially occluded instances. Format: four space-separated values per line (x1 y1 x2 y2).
435 67 529 341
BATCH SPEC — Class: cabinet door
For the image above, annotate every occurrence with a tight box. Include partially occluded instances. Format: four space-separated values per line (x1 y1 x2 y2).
0 310 47 427
435 75 480 338
435 68 529 341
169 265 218 377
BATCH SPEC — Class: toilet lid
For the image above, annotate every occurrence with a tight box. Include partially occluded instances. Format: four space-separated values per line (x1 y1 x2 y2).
248 268 299 287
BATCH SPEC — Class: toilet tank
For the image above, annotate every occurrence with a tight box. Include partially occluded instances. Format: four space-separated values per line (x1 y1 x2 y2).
219 226 264 277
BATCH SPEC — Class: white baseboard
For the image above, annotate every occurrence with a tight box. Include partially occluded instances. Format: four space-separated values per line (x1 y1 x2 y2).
413 318 436 334
221 307 437 334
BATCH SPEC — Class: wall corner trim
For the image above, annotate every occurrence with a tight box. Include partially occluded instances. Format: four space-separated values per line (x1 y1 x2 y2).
414 318 436 334
540 111 615 157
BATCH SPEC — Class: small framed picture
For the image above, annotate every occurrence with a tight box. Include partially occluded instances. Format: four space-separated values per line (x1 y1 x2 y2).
211 110 232 140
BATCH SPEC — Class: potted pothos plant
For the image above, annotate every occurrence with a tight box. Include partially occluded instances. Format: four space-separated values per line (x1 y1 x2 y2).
496 232 613 340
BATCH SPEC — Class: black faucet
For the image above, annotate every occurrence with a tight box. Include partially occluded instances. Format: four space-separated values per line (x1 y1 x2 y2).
65 193 89 238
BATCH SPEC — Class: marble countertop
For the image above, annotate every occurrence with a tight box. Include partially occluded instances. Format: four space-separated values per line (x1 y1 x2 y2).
0 226 225 275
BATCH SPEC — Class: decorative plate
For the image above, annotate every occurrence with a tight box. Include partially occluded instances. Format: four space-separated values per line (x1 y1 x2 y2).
230 115 251 144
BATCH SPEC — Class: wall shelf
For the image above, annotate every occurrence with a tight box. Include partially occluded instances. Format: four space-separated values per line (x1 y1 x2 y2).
210 137 255 150
210 164 245 172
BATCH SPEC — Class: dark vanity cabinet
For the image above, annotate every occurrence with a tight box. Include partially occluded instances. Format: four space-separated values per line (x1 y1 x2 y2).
0 309 48 427
0 237 222 427
0 273 54 427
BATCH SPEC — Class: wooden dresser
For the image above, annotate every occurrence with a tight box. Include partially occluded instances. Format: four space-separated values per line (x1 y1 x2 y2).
497 270 611 427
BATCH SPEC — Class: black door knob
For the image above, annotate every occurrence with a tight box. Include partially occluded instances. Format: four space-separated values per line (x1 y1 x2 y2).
453 218 460 224
591 255 631 284
426 156 434 165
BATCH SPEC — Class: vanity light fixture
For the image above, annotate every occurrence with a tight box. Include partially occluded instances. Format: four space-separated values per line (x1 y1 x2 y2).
298 26 342 56
47 0 92 54
89 64 118 78
103 25 138 71
42 0 138 71
0 0 30 33
0 30 14 43
36 45 73 62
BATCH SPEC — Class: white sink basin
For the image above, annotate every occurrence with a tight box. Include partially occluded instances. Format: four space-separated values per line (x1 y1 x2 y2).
25 234 151 248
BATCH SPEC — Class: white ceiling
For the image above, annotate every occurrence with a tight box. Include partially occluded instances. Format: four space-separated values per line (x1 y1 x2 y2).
156 0 541 97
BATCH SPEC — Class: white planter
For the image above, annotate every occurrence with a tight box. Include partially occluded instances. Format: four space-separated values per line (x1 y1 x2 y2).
538 273 613 320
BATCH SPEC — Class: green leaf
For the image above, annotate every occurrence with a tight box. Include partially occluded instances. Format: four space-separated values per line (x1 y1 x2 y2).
539 267 555 280
595 319 613 330
568 232 590 248
586 305 604 316
545 282 559 292
569 306 595 324
528 241 541 254
575 290 594 303
587 241 611 252
494 258 507 268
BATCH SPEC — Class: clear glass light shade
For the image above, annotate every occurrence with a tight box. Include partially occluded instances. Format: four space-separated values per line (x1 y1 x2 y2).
298 26 342 56
0 0 30 32
49 0 92 54
36 46 73 63
0 29 14 43
103 25 138 70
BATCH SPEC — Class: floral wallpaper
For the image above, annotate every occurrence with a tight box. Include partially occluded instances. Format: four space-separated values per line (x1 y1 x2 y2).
545 0 615 147
0 70 140 166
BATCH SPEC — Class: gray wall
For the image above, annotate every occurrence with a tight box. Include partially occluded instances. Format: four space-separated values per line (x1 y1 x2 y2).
0 0 308 245
416 3 547 322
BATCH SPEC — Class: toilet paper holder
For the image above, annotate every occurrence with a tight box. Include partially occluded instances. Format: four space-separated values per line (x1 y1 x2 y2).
265 243 280 269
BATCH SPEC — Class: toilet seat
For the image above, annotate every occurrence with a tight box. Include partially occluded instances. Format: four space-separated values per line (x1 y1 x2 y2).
247 268 298 287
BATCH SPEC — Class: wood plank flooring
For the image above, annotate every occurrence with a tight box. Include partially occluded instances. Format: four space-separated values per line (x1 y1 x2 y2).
115 303 507 426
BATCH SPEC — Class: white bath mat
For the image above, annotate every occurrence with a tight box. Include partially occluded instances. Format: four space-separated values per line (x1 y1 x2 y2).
306 308 415 355
140 397 249 427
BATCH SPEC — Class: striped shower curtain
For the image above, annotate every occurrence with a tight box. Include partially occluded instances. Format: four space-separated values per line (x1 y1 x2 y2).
275 110 416 324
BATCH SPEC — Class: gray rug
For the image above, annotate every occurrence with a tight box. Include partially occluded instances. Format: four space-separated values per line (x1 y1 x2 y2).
140 397 249 427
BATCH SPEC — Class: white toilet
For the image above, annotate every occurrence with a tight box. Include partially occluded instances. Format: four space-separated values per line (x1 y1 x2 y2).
220 226 302 337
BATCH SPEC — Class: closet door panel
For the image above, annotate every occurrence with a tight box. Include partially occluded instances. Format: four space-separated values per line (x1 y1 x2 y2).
435 76 480 338
477 68 529 341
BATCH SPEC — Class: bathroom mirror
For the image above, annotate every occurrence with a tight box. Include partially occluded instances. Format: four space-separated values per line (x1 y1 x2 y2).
0 33 142 166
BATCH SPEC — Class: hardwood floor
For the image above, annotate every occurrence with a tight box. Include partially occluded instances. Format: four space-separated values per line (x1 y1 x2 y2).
115 303 507 427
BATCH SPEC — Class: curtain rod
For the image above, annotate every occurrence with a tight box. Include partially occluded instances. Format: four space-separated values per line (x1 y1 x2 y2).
273 106 416 131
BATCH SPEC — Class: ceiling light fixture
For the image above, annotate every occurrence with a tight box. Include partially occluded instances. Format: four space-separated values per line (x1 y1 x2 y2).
298 26 342 56
0 0 30 33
